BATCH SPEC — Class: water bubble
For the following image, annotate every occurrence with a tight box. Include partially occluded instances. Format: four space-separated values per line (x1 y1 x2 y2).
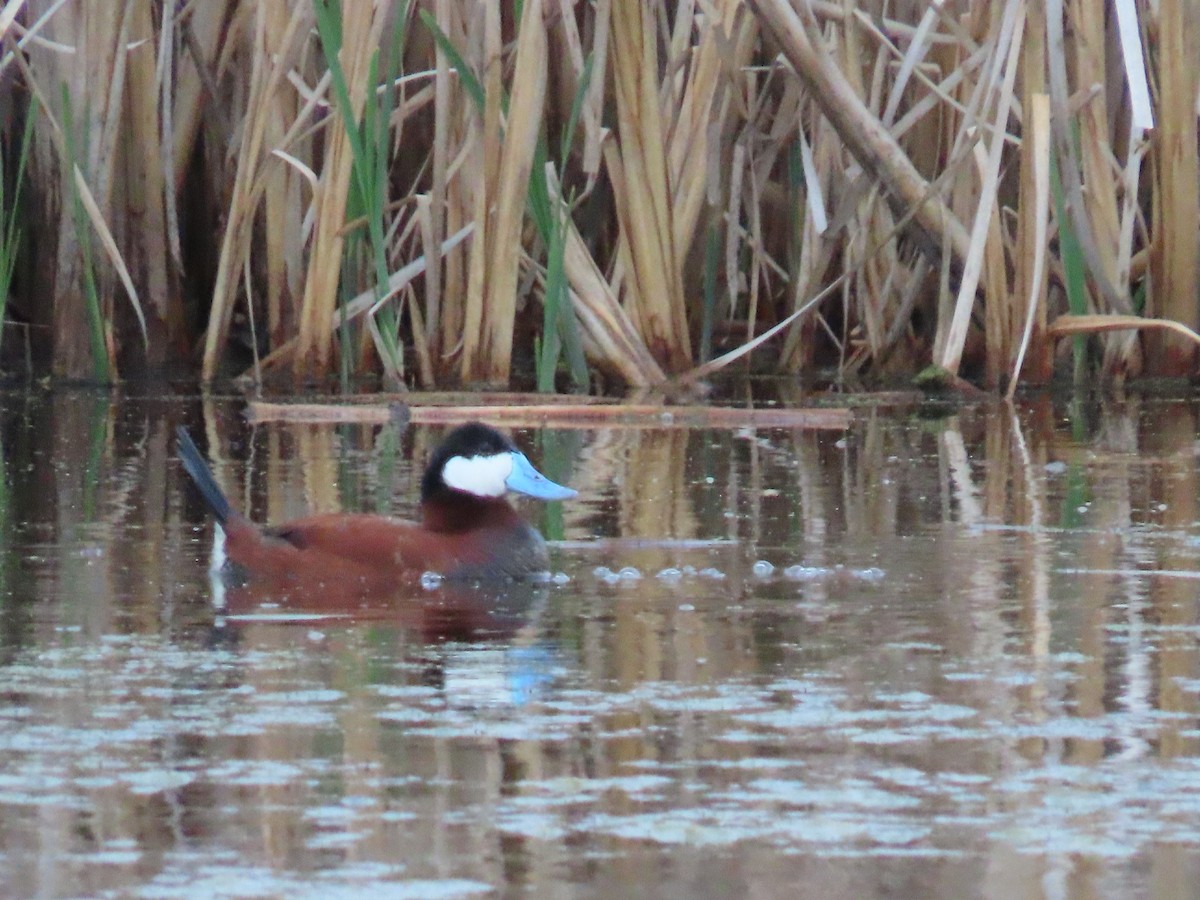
307 630 326 643
598 567 622 585
783 564 824 581
699 567 726 580
618 566 642 581
1044 460 1068 475
681 565 697 576
855 567 886 583
419 571 444 590
552 572 571 585
751 560 775 578
656 567 683 581
678 603 695 612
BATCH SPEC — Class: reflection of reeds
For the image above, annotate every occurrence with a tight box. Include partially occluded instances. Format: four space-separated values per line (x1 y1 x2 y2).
3 2 1196 388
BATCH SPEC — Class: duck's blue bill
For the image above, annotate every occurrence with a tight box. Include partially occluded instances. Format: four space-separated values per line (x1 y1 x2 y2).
505 452 577 501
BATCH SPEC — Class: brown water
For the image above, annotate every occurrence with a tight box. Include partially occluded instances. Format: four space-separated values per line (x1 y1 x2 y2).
2 386 1199 898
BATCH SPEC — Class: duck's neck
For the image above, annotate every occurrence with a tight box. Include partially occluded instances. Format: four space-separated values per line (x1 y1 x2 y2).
420 494 520 534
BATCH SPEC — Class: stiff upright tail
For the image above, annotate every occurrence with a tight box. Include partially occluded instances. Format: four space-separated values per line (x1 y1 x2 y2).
176 426 233 526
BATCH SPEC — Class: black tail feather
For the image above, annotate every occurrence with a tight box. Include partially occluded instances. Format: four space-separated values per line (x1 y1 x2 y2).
176 426 233 525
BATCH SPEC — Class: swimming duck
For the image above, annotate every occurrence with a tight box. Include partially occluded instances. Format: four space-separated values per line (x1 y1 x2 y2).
176 421 576 583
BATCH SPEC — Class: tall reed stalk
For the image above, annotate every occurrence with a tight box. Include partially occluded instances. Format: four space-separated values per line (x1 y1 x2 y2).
60 88 108 382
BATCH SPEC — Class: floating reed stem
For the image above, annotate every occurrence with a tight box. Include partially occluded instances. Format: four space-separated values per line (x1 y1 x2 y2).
245 398 852 430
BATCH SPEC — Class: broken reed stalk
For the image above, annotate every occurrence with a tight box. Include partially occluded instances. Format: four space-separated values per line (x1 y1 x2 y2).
748 0 972 268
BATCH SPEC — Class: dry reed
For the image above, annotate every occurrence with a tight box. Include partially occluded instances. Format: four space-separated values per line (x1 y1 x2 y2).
1 1 1196 391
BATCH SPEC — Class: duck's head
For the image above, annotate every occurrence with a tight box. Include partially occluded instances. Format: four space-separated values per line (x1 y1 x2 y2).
421 422 577 503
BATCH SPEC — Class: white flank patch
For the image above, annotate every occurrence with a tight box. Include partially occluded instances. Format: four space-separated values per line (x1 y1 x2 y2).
442 453 514 497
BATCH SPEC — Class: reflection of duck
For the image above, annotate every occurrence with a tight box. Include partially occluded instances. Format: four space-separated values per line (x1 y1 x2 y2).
176 422 576 586
213 576 563 706
219 573 549 643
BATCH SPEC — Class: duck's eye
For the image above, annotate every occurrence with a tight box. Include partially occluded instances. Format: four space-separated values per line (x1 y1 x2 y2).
442 453 514 497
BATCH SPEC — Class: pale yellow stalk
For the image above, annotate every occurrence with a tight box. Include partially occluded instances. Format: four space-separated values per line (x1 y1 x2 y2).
1010 8 1049 386
608 0 691 371
1147 0 1200 374
461 0 546 385
294 0 387 380
1071 0 1137 375
1007 95 1052 399
459 1 501 383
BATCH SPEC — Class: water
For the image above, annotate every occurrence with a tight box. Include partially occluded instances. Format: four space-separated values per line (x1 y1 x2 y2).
2 387 1199 897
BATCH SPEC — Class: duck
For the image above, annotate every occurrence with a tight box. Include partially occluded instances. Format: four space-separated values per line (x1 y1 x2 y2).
176 421 576 584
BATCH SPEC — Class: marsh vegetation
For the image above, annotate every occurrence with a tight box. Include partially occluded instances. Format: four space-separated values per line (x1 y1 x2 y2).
0 1 1195 393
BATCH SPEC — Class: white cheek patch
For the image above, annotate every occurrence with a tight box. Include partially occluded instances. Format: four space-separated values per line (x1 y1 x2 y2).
442 453 514 497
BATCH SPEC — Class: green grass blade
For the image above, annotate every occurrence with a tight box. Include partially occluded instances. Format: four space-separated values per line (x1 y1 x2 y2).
537 206 566 392
418 10 485 115
533 55 594 392
1050 145 1088 382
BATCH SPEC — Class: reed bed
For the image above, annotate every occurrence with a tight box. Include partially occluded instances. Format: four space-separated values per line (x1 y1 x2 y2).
0 0 1196 392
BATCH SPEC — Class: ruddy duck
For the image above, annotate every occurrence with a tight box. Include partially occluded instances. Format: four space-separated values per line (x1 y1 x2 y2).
176 422 576 583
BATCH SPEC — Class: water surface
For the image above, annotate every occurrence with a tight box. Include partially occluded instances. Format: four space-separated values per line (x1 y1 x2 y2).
1 387 1199 898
